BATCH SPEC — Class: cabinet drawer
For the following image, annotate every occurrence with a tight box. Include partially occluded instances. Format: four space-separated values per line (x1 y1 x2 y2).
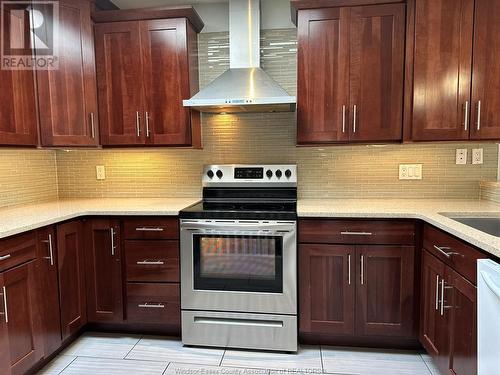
299 219 415 245
0 231 37 272
125 240 179 283
423 224 486 284
123 218 179 240
126 283 180 325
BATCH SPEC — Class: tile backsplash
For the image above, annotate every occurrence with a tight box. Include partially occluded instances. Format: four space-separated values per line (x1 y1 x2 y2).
1 29 499 207
0 149 58 207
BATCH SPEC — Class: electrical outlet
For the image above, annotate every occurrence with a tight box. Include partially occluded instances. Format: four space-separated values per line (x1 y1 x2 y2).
456 149 468 165
96 165 106 180
472 148 484 165
399 164 423 180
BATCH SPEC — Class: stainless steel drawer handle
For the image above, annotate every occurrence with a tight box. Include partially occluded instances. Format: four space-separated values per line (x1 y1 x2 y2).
433 245 460 258
135 227 164 232
1 286 8 323
138 303 165 309
194 316 284 328
0 254 11 261
136 260 164 265
41 234 54 266
341 231 373 236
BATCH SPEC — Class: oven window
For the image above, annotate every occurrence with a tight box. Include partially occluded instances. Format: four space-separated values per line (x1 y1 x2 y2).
193 234 283 293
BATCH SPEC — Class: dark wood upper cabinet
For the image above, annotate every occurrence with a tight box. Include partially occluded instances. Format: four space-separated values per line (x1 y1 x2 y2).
56 221 87 340
408 0 474 141
84 219 123 323
35 227 62 358
470 0 500 140
0 262 44 375
94 9 202 147
299 244 355 336
355 245 415 338
296 3 405 144
348 4 405 142
94 21 145 146
296 7 349 144
36 0 99 147
0 6 38 146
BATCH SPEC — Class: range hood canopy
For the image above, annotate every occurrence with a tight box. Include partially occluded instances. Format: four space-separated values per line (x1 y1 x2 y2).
183 0 296 113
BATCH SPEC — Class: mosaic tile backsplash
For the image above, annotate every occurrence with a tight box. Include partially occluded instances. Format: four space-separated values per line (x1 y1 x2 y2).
0 29 498 207
55 29 498 200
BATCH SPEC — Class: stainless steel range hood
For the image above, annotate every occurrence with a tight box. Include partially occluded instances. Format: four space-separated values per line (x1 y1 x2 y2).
183 0 296 113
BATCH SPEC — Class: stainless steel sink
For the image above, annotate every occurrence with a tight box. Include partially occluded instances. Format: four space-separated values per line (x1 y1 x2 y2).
447 217 500 237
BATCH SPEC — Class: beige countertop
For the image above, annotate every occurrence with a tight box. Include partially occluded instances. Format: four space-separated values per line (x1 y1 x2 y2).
0 198 499 259
0 198 200 240
298 199 500 259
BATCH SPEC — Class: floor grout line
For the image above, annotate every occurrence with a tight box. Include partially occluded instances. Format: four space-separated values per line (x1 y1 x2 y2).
122 334 143 360
219 348 226 366
319 345 325 373
55 356 78 375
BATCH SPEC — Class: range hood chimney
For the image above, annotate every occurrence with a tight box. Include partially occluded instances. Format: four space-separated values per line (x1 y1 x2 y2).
183 0 296 113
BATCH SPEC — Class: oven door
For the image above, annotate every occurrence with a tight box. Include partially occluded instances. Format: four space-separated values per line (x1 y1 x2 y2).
180 220 297 315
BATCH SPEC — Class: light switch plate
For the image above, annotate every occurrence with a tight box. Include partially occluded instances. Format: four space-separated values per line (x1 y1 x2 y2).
472 148 484 165
96 165 106 180
399 164 423 180
456 149 468 165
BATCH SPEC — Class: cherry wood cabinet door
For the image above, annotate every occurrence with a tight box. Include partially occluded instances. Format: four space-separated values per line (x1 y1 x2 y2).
420 250 450 375
141 19 193 146
57 221 87 340
355 245 414 338
84 219 123 323
0 6 37 146
411 0 474 141
449 268 477 375
348 4 405 143
299 244 355 336
470 0 500 140
35 227 62 358
296 7 350 144
95 21 145 145
36 0 98 147
0 262 44 375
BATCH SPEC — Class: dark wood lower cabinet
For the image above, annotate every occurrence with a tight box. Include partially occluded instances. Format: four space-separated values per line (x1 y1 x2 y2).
84 219 123 323
35 227 62 358
57 221 87 340
299 244 355 336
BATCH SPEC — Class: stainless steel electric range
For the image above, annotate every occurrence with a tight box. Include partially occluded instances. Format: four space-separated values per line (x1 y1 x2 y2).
179 164 297 352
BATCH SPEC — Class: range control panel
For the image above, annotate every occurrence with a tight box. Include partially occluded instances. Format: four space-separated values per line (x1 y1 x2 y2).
203 165 297 187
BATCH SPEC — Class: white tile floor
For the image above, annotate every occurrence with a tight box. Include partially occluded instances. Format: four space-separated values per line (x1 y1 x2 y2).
37 332 439 375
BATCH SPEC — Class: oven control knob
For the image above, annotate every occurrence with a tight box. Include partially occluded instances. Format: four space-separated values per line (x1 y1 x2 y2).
216 170 223 179
266 169 273 178
207 170 214 179
285 169 292 178
275 169 282 178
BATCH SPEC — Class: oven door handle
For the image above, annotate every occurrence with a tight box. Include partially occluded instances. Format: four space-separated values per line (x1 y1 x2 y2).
181 221 296 233
184 229 293 236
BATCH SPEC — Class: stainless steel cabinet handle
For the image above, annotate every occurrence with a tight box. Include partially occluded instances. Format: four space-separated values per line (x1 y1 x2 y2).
353 105 357 133
137 260 164 265
433 245 460 258
110 228 116 256
341 231 372 236
464 101 469 131
440 279 445 316
42 234 54 266
135 227 164 232
435 275 440 310
1 286 8 323
138 303 165 309
477 100 482 131
136 111 141 137
348 254 351 285
360 255 364 285
342 105 346 133
0 254 11 261
90 112 96 139
145 112 151 138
